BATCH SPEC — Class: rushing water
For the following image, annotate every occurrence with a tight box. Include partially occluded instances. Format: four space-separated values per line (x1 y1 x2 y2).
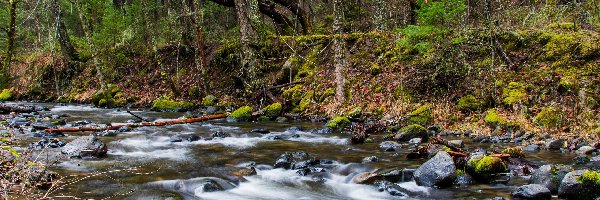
11 103 579 199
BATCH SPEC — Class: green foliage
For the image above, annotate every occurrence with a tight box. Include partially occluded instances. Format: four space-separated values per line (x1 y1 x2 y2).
92 84 125 108
347 106 363 118
577 171 600 185
326 116 351 129
474 156 507 175
534 106 564 127
229 106 254 120
484 109 505 126
457 95 481 112
202 95 218 106
502 147 525 158
502 82 527 105
558 75 577 93
294 90 314 112
0 87 14 101
262 103 283 118
416 0 465 26
456 169 466 176
151 96 193 111
407 105 433 124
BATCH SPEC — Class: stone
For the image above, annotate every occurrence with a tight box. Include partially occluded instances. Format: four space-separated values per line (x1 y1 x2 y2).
117 126 132 132
351 172 384 184
394 124 428 142
408 138 422 144
558 170 600 200
251 128 270 134
545 139 563 150
529 164 573 194
61 136 108 158
576 146 596 155
273 152 309 169
448 140 464 148
523 144 540 152
511 184 551 200
379 141 401 152
362 156 378 163
413 151 456 187
375 181 408 197
211 131 231 138
286 126 305 132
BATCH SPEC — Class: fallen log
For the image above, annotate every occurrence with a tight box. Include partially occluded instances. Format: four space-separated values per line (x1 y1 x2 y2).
45 113 227 133
0 104 49 113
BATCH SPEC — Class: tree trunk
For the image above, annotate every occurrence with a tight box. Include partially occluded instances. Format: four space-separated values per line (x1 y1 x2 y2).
408 0 418 25
52 0 79 62
333 0 345 104
373 0 387 31
234 0 259 85
2 0 17 84
74 0 107 91
189 0 210 95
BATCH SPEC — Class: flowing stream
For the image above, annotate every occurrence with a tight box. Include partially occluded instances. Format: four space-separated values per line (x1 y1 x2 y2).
12 104 579 199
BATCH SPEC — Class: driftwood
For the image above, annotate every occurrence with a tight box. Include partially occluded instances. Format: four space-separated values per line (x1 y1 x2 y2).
126 110 149 122
45 113 227 133
0 104 49 113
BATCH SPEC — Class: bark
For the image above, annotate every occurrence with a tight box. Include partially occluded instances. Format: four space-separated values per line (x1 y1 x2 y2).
2 0 17 81
45 113 227 133
234 0 259 83
333 0 345 103
52 0 79 62
74 0 107 91
272 0 312 34
408 0 418 25
373 0 387 31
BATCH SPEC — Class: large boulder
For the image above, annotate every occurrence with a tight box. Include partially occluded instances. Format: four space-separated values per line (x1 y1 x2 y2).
511 184 551 200
414 151 456 187
394 124 428 142
545 139 563 150
529 164 573 194
471 156 507 180
558 170 600 200
61 136 107 158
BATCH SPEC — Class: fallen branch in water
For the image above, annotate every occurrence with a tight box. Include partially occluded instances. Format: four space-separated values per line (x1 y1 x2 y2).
44 113 227 133
126 110 149 122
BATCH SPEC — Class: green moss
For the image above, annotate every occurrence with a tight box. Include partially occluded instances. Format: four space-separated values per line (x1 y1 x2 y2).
456 169 466 176
502 147 525 158
596 126 600 135
0 87 14 101
202 95 217 106
263 102 283 118
484 109 505 126
577 170 600 185
326 116 351 129
534 106 564 127
347 106 363 118
457 95 481 112
502 82 527 105
92 84 126 108
398 124 427 137
474 156 507 175
151 96 193 111
369 62 382 75
283 85 304 105
230 106 254 120
294 90 314 112
558 75 577 93
407 105 432 124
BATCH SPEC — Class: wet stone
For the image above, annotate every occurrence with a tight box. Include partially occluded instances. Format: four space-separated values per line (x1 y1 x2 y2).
362 156 378 163
523 144 540 152
211 131 231 138
251 128 270 134
379 141 401 152
512 184 551 200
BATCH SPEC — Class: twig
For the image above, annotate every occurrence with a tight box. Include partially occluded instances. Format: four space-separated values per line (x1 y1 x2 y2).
126 110 149 122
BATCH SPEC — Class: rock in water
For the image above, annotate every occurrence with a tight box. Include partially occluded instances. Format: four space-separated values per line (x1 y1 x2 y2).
379 141 401 152
61 136 108 158
545 139 563 150
512 184 551 200
351 172 384 184
273 151 309 169
558 170 600 200
529 164 573 194
414 151 456 187
576 146 595 155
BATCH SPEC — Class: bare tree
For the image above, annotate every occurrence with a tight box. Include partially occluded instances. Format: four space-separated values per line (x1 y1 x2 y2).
2 0 18 84
373 0 387 31
74 0 107 91
234 0 259 85
333 0 345 103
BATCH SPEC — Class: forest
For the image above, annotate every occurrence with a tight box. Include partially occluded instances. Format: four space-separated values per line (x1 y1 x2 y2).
1 0 600 199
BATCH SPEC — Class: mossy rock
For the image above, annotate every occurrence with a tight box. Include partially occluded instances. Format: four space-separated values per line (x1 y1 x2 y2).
534 106 564 128
294 90 314 112
457 95 481 112
407 105 432 124
502 82 527 106
502 147 525 158
558 76 577 93
346 106 363 119
151 96 193 112
229 106 254 121
394 124 428 142
0 87 14 101
596 126 600 135
202 95 218 106
474 156 507 178
92 84 126 108
326 116 351 129
484 109 505 127
262 103 283 118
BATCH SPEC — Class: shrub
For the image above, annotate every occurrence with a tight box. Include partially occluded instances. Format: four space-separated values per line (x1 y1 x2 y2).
577 170 600 185
202 95 217 106
484 109 505 126
502 82 527 105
